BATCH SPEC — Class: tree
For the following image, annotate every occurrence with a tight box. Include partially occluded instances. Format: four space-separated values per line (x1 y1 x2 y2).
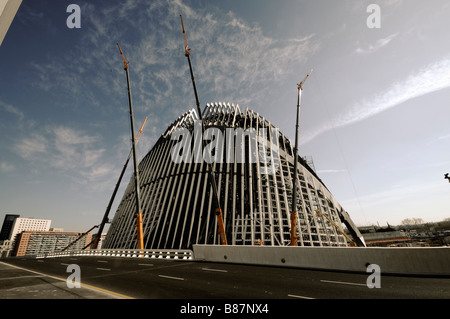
401 218 425 226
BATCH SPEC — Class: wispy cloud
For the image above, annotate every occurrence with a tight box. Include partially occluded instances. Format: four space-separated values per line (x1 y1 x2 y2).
14 125 117 191
316 169 348 174
0 100 24 121
0 162 14 173
15 134 48 159
355 33 398 55
302 57 450 144
30 0 317 123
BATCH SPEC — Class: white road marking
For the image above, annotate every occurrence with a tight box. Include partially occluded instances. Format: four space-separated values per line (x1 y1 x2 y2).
0 275 45 281
320 279 367 287
0 261 131 299
97 260 108 263
158 275 185 281
288 294 315 299
96 268 111 271
138 263 154 266
201 267 228 273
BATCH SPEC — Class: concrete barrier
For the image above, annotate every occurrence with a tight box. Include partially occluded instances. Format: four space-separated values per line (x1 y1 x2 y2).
193 245 450 277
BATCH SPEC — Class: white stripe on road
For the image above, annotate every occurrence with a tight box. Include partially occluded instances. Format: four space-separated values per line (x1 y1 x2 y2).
320 279 367 287
201 267 228 273
138 263 154 266
96 268 111 271
288 294 315 299
158 275 185 281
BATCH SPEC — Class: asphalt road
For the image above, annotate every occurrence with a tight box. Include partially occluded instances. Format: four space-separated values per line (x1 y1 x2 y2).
2 256 449 301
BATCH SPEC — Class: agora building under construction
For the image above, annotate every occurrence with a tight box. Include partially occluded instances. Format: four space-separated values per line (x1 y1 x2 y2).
103 103 364 250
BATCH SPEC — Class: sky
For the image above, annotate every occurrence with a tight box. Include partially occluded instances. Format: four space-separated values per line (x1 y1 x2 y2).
1 0 450 232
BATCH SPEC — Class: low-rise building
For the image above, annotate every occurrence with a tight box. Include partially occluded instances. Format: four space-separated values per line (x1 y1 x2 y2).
12 231 93 256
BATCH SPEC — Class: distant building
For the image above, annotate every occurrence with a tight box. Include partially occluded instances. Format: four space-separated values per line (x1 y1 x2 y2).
0 214 20 241
12 231 93 257
0 215 51 257
363 231 411 247
10 217 52 241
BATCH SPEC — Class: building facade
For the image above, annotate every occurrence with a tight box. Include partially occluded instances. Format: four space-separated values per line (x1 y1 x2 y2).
13 231 93 257
103 103 364 250
0 214 20 241
9 217 52 241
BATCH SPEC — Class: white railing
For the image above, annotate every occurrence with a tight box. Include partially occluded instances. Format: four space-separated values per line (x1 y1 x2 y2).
36 249 194 260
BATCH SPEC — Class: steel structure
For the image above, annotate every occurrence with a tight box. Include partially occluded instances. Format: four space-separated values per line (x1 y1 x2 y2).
117 43 145 249
103 103 364 249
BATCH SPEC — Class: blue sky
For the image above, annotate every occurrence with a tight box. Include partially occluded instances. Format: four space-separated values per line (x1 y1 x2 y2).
1 0 450 231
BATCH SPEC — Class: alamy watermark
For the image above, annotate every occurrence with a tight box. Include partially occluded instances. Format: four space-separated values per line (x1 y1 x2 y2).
367 4 381 29
170 120 280 174
66 4 81 29
66 264 81 288
366 263 381 288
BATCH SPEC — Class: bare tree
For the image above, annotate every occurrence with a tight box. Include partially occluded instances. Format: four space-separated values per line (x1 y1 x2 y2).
401 218 425 226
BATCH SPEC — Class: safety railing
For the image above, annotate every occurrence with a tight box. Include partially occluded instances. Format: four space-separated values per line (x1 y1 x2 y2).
35 249 194 260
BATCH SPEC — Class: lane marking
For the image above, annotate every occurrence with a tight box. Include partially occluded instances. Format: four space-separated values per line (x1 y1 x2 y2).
201 267 228 273
60 263 70 266
0 275 45 281
320 279 367 287
158 274 185 281
138 263 154 266
288 294 315 299
97 260 108 263
0 261 133 299
96 268 111 271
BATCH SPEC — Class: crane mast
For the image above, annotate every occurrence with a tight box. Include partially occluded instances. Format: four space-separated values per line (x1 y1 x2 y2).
117 42 145 250
180 15 227 245
290 69 313 246
84 117 147 250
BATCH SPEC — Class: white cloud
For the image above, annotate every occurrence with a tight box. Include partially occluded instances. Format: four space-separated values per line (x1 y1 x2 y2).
14 125 116 191
0 101 24 121
302 57 450 144
30 0 317 119
0 162 14 173
15 135 48 159
355 33 398 55
316 169 348 174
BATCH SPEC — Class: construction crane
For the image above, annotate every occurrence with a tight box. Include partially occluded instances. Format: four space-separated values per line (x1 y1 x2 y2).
180 15 227 245
84 117 148 250
61 225 98 252
445 173 449 183
316 210 356 247
117 42 145 250
290 69 313 246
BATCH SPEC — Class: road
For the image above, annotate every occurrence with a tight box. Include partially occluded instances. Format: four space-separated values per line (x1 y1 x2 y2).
1 256 449 301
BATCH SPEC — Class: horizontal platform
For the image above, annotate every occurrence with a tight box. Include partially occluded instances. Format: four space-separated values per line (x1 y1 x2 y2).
192 245 450 277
